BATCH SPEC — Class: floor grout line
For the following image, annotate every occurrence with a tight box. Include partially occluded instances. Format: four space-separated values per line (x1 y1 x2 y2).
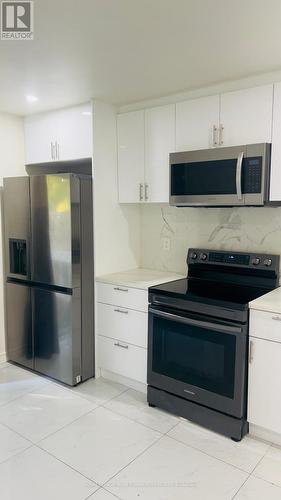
249 442 272 477
99 401 172 435
36 406 102 445
231 473 251 499
164 431 255 475
103 419 181 491
54 378 129 405
0 420 35 445
34 443 100 487
34 387 132 446
0 442 34 468
3 368 281 498
84 485 123 500
0 379 130 447
101 486 123 500
103 432 164 490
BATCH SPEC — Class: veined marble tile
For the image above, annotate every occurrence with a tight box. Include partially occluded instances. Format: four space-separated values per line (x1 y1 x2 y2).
140 205 281 274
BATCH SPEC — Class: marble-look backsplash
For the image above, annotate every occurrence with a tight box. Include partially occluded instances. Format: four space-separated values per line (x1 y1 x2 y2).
140 205 281 275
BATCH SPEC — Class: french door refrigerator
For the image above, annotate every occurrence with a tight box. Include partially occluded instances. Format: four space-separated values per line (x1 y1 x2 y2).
3 174 94 386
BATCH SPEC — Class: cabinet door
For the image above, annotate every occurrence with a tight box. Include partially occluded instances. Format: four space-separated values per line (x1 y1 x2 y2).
220 85 273 147
248 337 281 434
270 82 281 201
117 110 145 203
176 95 219 151
145 104 175 203
56 103 93 161
24 113 56 164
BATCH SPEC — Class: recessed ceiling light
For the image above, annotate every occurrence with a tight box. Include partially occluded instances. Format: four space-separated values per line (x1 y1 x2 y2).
26 95 38 102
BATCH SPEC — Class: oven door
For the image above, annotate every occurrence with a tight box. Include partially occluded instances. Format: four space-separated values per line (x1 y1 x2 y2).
148 306 248 418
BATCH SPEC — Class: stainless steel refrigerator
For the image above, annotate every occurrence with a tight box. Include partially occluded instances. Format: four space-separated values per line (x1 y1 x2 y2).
3 173 94 386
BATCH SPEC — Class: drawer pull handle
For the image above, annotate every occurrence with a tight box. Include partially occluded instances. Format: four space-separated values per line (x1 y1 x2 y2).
113 287 128 292
114 342 129 349
114 309 129 314
272 316 281 321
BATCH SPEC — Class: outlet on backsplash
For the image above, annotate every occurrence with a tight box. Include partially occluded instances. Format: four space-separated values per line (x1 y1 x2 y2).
162 237 171 252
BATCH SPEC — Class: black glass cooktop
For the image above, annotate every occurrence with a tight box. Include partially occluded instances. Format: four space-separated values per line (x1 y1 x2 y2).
150 278 271 309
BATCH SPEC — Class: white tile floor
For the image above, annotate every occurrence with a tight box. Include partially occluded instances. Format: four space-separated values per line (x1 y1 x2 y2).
0 363 281 500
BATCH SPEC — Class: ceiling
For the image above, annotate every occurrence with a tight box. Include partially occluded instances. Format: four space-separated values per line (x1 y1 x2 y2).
1 0 281 115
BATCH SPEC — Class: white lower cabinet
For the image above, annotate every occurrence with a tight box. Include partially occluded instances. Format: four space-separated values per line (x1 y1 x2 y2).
97 302 147 348
97 281 148 385
248 309 281 435
96 282 148 312
98 336 147 384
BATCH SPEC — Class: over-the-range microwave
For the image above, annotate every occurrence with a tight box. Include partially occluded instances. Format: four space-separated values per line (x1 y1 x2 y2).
170 143 274 207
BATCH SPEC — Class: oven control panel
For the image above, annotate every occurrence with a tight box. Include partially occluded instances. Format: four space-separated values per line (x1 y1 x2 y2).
188 248 279 270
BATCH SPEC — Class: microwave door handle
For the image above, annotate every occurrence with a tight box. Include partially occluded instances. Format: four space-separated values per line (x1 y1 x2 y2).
236 152 244 201
149 308 242 334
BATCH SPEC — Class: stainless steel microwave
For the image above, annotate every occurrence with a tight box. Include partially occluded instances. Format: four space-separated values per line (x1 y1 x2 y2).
170 143 271 207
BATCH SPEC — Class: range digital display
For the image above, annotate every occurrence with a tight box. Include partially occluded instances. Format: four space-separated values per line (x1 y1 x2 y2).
209 252 250 265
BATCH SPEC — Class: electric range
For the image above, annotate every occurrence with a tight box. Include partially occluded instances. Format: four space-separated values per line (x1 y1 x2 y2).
147 248 279 441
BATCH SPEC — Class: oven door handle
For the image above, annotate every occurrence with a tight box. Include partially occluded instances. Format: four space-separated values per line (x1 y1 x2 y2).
149 308 242 334
236 151 244 201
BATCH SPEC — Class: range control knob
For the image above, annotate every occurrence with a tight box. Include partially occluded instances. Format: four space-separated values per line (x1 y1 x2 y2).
264 258 272 267
200 253 208 261
252 257 260 265
191 252 198 260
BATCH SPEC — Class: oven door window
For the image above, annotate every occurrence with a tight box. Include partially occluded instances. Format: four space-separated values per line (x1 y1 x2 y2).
152 316 236 399
171 158 242 196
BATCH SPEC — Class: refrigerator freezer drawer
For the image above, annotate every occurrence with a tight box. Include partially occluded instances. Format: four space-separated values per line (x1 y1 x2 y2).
6 282 32 369
33 287 81 386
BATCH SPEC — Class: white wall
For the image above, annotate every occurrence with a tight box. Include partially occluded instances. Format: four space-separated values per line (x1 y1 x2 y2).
93 101 141 276
0 113 25 361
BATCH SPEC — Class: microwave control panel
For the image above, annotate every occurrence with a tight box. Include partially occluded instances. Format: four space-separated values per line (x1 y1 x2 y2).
243 157 262 193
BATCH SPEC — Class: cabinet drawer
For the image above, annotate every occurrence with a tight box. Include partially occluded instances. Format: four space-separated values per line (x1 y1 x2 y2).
97 303 148 348
98 335 147 383
96 282 148 312
250 309 281 343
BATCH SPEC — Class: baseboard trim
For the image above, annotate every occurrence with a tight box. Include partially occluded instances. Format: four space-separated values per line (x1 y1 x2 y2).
100 369 147 394
0 352 7 364
250 424 281 446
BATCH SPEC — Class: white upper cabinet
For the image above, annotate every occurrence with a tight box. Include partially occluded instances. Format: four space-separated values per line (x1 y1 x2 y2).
55 103 93 161
24 113 55 164
117 84 275 203
117 104 175 203
270 82 281 201
145 104 175 203
117 110 145 203
24 103 93 164
176 95 220 151
219 85 273 147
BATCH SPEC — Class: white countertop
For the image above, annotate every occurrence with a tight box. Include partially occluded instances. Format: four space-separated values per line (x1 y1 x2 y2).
249 286 281 314
96 268 184 290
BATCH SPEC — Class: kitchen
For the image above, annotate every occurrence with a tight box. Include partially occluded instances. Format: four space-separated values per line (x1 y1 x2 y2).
1 1 281 499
